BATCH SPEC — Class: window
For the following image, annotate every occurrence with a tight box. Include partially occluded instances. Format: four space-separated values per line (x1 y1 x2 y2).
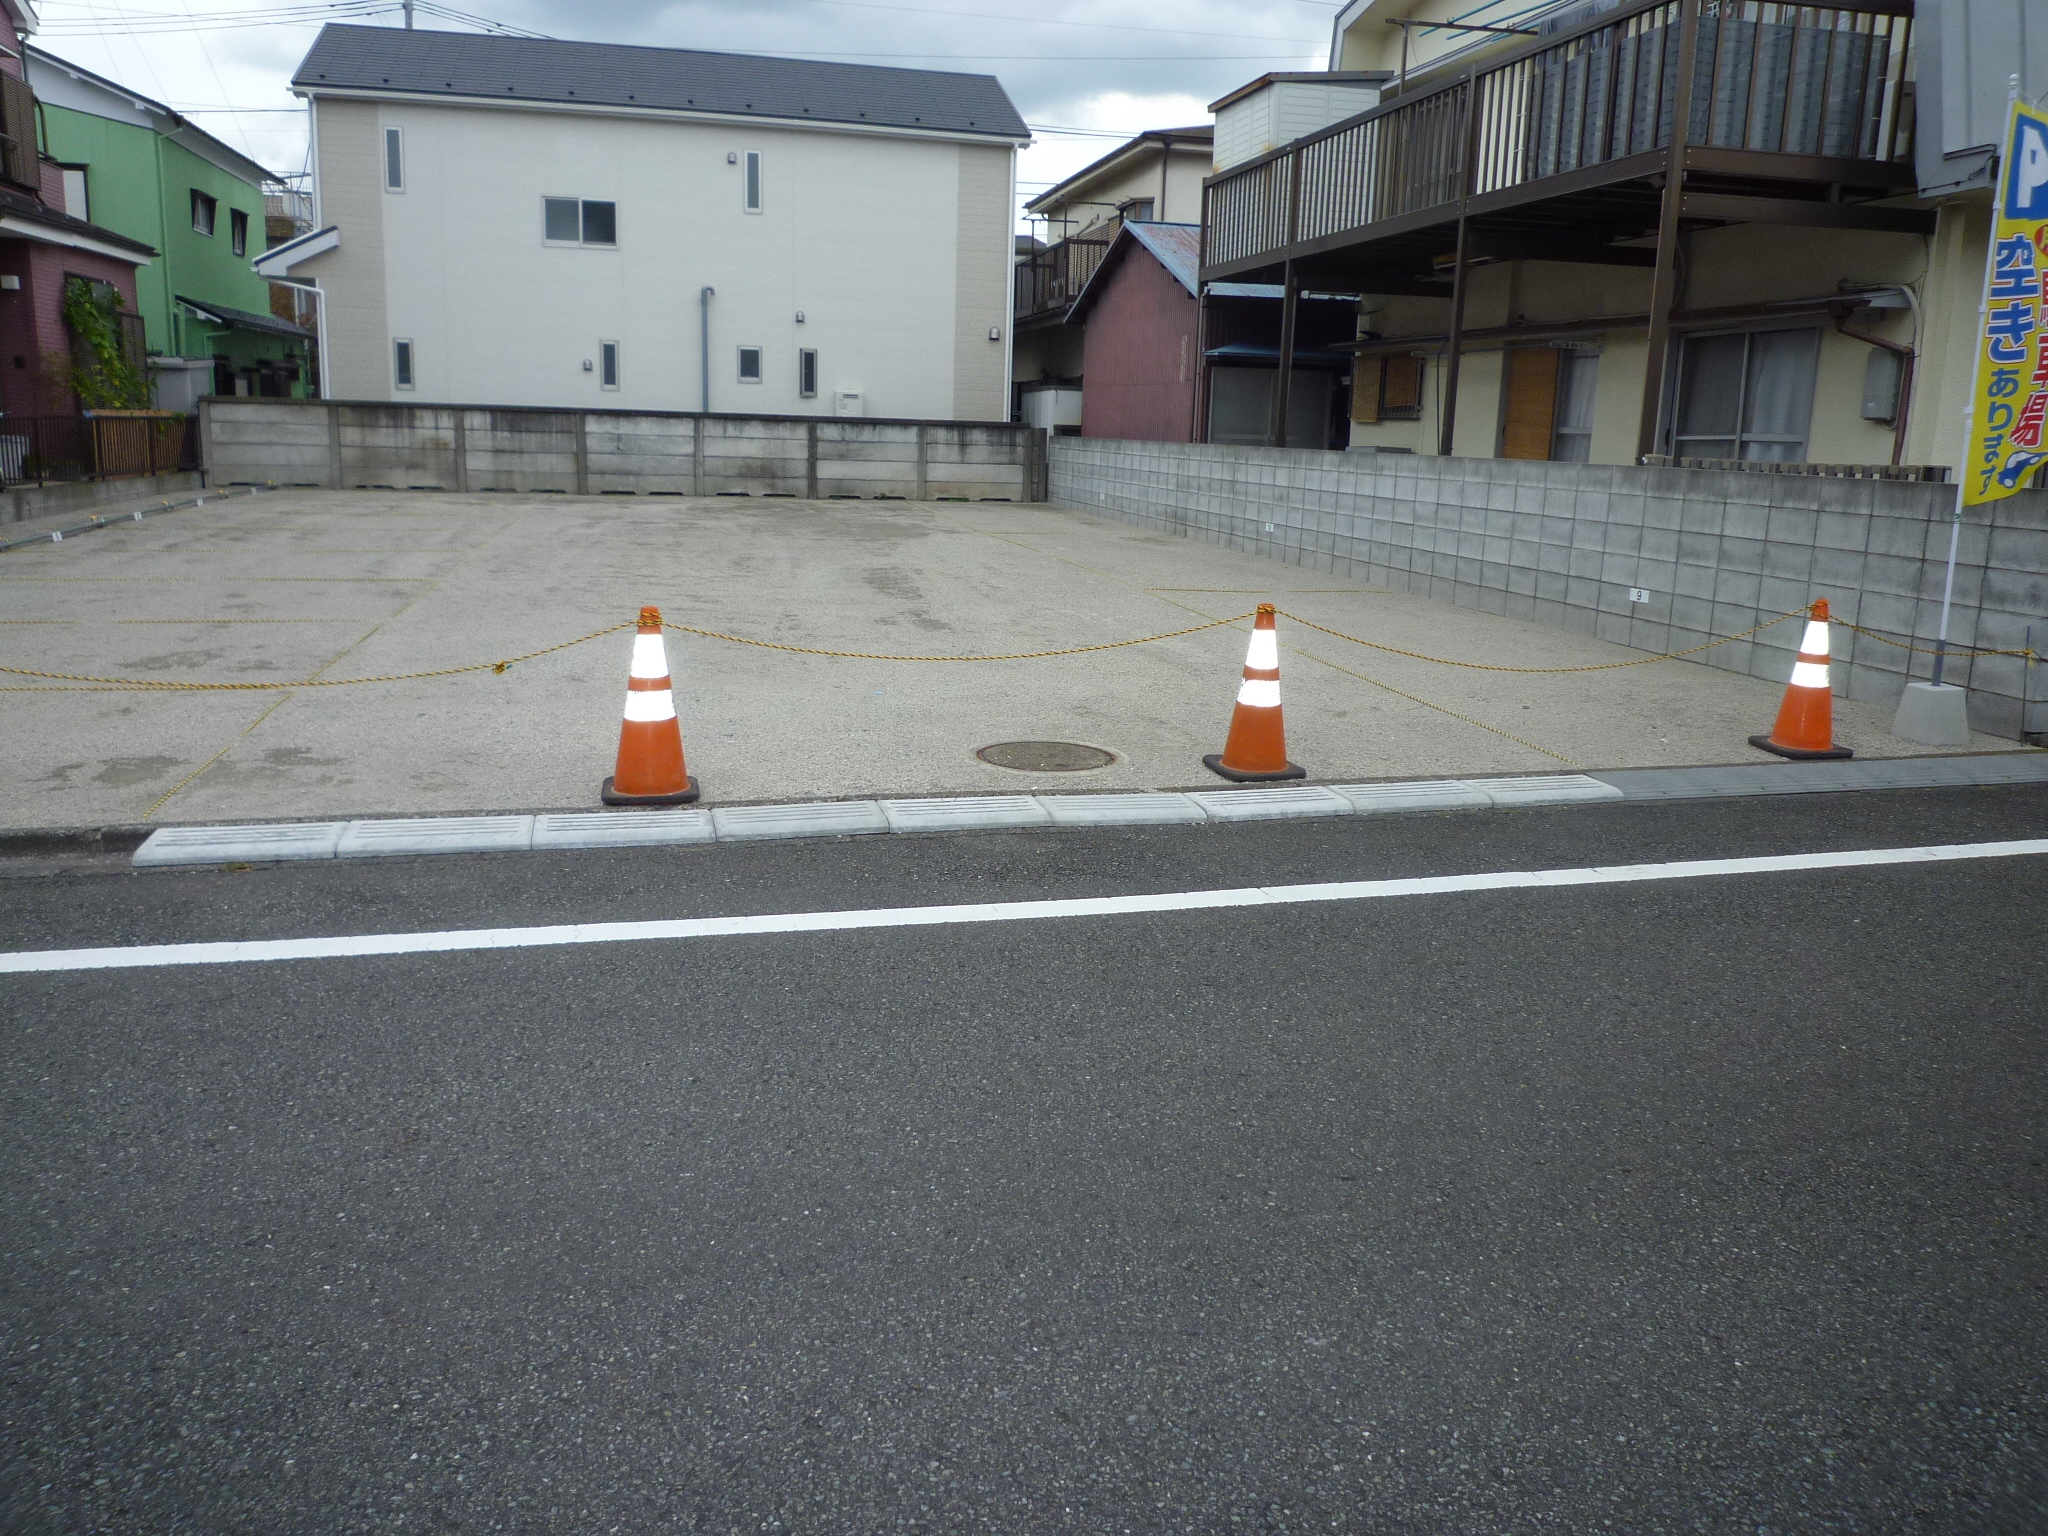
230 207 249 258
744 150 762 213
1551 349 1598 461
59 166 88 222
191 189 216 236
544 197 616 245
384 126 404 191
737 346 762 383
599 340 619 389
798 347 818 398
392 338 414 390
1350 353 1424 425
1123 198 1155 222
1672 327 1820 462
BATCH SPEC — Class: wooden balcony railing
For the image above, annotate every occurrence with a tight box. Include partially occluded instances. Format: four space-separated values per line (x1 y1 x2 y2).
1204 0 1914 276
1014 235 1113 324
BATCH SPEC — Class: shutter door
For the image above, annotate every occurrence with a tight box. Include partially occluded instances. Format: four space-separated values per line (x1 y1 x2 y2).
1500 347 1561 460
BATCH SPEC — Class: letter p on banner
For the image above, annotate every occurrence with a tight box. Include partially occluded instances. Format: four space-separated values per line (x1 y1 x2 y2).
1969 100 2048 506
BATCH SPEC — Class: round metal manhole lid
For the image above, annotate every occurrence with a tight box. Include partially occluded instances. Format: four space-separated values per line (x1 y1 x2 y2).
975 740 1116 773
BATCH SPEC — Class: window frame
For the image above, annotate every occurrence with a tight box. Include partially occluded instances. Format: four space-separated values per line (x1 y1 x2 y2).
1670 324 1820 464
190 188 217 236
737 345 763 384
599 339 620 390
743 150 762 214
798 347 818 399
1549 347 1599 462
392 337 415 391
58 165 88 222
383 125 404 192
542 196 618 247
229 207 249 258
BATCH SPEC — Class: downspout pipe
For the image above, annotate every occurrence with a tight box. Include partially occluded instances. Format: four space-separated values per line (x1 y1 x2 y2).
699 286 714 414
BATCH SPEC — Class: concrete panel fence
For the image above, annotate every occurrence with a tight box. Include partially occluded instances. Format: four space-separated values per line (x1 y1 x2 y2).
201 399 1046 502
1051 438 2048 741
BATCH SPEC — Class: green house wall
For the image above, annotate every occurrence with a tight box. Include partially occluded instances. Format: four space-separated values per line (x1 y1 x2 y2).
40 102 302 378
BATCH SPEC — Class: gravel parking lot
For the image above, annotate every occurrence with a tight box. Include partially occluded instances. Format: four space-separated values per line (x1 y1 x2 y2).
0 488 2020 830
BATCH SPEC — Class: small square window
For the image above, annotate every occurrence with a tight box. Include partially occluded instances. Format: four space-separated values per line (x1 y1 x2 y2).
393 338 414 390
383 126 404 191
599 340 619 389
744 150 762 213
798 347 817 398
580 199 616 245
737 346 762 383
544 197 580 242
191 189 216 236
230 208 248 258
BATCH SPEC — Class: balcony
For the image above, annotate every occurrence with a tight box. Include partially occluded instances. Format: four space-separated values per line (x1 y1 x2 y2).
1201 0 1920 289
1014 233 1112 326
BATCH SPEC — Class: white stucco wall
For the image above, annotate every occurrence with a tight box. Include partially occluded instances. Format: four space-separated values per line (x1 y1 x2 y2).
301 98 1017 420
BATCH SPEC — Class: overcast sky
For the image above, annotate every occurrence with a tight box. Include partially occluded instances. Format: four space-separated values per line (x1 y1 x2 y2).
31 0 1339 229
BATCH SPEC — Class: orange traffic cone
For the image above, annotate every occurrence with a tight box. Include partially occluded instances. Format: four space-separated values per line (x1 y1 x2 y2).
601 605 702 804
1749 599 1853 761
1204 604 1306 782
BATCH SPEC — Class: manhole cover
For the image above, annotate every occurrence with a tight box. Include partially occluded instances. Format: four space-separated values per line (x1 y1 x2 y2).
975 740 1116 773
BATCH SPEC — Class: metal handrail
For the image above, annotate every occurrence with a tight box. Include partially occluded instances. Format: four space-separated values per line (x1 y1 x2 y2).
1203 0 1914 273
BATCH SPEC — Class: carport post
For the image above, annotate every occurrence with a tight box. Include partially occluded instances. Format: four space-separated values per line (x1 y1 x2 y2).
1635 0 1702 463
1438 74 1485 460
1268 260 1298 449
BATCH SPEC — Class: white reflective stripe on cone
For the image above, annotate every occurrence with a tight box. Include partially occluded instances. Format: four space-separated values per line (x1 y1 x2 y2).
1244 629 1279 670
623 690 677 722
630 634 670 680
1798 620 1830 657
1236 678 1282 708
1789 661 1831 689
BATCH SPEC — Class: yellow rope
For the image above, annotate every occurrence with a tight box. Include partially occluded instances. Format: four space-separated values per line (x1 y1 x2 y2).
1833 620 2036 661
660 613 1254 662
1274 608 1805 672
0 621 635 692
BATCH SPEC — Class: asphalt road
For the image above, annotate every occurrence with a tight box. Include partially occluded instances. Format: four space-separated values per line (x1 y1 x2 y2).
3 786 2045 1534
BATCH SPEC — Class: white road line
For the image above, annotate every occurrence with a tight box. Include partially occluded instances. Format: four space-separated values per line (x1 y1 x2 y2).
3 839 2043 975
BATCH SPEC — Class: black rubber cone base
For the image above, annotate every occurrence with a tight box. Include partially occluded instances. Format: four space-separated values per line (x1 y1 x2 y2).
1747 735 1852 761
1203 753 1308 783
601 774 701 806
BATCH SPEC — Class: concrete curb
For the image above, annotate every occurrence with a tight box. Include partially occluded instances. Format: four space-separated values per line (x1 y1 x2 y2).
102 754 2048 868
3 754 2040 869
0 483 269 554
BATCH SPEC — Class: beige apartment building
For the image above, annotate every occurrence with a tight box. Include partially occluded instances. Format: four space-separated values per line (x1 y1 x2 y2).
1012 127 1212 424
1201 0 2041 478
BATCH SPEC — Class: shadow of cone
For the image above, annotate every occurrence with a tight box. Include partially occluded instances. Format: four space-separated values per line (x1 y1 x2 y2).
1204 603 1307 782
601 605 702 805
1750 599 1853 761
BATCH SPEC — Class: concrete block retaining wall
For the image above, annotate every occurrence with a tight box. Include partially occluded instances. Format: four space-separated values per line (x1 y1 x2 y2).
1051 439 2048 741
202 400 1043 502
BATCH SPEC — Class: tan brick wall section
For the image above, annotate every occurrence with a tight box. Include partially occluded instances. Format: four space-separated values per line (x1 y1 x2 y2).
299 99 388 400
951 144 1011 422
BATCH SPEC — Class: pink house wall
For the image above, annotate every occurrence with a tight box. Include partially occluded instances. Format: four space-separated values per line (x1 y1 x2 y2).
1078 250 1198 444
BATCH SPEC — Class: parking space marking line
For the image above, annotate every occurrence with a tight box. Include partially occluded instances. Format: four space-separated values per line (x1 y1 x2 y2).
4 839 2042 974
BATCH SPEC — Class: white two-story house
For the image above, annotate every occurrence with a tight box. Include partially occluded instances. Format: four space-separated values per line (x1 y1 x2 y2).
259 25 1027 420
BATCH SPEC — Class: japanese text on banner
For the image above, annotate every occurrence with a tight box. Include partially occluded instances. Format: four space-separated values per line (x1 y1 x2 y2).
1968 99 2048 505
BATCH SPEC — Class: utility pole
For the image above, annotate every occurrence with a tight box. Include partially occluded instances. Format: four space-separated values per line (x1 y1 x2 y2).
402 0 414 27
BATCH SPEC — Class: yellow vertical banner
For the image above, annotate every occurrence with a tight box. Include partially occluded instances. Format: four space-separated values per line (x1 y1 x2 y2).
1966 99 2048 504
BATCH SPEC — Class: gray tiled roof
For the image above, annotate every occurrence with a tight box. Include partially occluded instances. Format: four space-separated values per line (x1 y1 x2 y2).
293 25 1028 139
